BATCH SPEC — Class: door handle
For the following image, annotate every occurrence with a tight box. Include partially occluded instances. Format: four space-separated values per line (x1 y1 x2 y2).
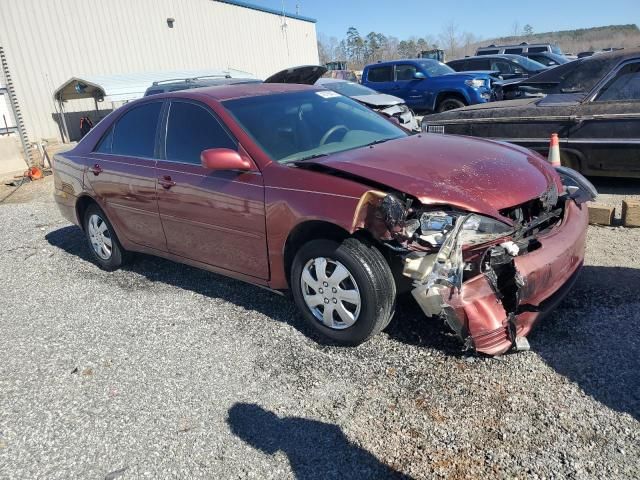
159 175 176 189
89 164 103 175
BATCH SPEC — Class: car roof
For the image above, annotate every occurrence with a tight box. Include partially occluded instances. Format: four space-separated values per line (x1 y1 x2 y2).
366 59 433 67
158 82 321 102
462 54 531 60
478 43 557 49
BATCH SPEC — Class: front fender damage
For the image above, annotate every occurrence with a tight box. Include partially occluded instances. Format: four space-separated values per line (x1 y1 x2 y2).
352 183 576 356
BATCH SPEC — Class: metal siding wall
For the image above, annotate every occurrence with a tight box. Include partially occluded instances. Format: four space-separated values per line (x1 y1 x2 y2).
0 0 319 141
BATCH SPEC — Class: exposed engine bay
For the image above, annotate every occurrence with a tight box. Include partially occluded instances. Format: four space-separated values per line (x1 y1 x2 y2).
353 166 597 355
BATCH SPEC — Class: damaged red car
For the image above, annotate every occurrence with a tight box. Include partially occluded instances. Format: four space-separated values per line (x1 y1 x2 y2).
53 83 596 355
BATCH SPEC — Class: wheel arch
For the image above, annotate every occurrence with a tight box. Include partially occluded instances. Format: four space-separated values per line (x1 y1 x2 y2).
75 194 99 230
283 220 351 285
435 90 468 109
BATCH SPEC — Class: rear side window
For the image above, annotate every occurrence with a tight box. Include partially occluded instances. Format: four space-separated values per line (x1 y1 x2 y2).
468 58 491 70
478 50 499 55
94 127 113 153
504 48 523 54
165 101 236 164
528 46 548 53
447 60 465 71
111 102 162 158
367 66 393 82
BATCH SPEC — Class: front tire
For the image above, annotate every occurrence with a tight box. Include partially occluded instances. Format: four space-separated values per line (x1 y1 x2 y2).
436 97 466 112
291 238 396 346
83 203 130 271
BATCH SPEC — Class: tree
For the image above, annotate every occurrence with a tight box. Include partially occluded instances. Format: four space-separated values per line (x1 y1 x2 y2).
523 24 534 37
346 27 365 65
439 21 460 58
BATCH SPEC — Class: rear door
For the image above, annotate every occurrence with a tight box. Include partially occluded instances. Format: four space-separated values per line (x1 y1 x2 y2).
569 59 640 175
155 99 269 278
86 101 167 251
364 65 395 95
467 58 491 71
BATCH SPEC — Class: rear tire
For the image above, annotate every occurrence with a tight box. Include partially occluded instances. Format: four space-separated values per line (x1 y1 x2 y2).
436 97 466 113
291 238 396 346
83 203 130 271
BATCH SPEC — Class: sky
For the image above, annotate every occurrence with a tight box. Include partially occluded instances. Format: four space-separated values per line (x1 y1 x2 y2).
248 0 640 41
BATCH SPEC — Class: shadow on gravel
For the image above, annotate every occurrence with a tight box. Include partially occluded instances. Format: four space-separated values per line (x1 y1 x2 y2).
227 403 412 479
531 265 640 421
385 296 466 357
44 225 315 333
45 225 456 353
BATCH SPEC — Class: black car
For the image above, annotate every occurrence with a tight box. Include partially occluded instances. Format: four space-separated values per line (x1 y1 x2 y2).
519 52 570 67
423 49 640 178
447 54 547 80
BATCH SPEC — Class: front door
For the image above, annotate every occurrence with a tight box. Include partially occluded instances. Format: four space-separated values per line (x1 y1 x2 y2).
86 101 167 251
155 100 269 279
394 64 425 109
569 59 640 175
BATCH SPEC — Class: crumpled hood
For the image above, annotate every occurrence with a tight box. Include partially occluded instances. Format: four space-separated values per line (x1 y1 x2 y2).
311 134 557 220
351 93 404 108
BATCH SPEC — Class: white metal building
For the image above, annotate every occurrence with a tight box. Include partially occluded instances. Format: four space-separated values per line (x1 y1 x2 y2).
0 0 318 169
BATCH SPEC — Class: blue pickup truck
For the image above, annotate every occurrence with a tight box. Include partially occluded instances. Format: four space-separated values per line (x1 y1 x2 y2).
361 59 494 113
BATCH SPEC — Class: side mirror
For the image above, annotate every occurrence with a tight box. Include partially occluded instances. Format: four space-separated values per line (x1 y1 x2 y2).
200 148 252 171
413 72 426 80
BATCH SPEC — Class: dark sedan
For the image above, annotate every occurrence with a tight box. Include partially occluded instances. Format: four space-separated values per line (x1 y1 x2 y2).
447 54 547 80
424 49 640 178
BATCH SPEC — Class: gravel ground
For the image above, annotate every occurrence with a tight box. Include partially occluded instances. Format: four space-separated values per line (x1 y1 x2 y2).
0 178 638 479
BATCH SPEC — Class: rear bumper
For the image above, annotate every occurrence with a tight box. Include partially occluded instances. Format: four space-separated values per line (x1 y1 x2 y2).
54 187 80 226
440 200 588 355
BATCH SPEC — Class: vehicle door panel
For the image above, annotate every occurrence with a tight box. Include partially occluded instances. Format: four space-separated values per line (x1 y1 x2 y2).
155 100 269 279
394 64 424 108
85 101 166 251
479 101 576 154
568 60 640 175
364 65 395 96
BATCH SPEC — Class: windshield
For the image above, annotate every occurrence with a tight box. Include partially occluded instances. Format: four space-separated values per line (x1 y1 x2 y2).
551 45 563 55
559 56 617 92
536 53 570 66
417 60 455 76
510 56 547 71
223 90 407 163
318 81 378 97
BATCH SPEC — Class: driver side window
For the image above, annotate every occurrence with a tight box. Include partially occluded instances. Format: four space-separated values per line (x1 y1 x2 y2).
490 60 514 74
595 62 640 102
396 64 418 81
165 101 236 165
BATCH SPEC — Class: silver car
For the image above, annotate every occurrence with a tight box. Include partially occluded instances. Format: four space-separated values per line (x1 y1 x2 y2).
315 78 420 132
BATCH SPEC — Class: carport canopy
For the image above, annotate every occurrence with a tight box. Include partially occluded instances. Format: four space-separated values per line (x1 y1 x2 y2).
53 68 257 103
52 68 256 142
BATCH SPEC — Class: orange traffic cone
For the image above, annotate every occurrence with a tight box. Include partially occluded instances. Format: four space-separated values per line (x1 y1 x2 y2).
548 133 561 167
26 166 43 180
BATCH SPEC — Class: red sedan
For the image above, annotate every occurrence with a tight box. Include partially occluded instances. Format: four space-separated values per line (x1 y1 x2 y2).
53 83 595 355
